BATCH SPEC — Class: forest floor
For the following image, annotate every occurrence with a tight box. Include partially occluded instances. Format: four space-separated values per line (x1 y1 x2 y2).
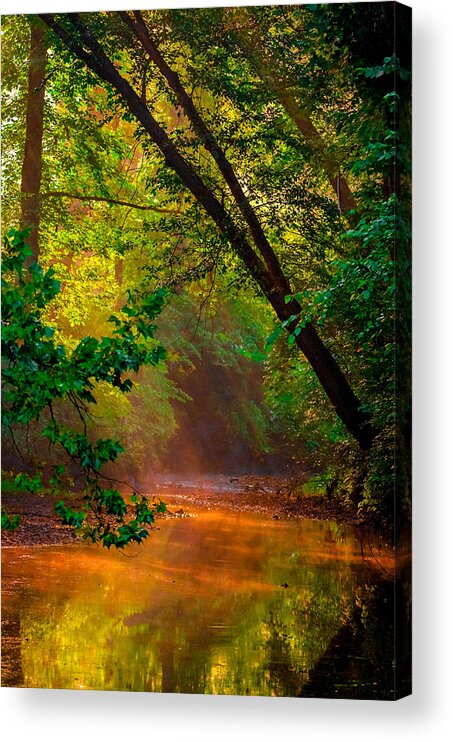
1 474 355 548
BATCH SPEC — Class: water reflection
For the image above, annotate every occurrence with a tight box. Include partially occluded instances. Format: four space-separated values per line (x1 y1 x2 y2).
1 509 409 698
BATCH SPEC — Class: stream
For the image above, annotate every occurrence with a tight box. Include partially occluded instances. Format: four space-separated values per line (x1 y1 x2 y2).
1 505 410 698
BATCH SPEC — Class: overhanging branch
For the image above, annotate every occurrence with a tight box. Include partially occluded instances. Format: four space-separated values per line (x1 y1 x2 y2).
40 191 179 214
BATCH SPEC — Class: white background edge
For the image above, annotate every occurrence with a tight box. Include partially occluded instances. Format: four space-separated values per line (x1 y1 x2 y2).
1 0 452 739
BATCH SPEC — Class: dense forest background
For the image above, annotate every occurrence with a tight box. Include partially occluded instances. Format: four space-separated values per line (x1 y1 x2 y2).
1 3 411 542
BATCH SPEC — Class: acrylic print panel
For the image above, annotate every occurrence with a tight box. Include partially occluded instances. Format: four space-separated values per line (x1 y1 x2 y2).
1 2 412 699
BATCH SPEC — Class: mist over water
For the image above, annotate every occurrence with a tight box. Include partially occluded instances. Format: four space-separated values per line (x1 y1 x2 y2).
2 508 407 698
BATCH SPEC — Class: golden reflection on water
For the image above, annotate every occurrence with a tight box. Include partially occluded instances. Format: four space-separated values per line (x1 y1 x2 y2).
1 508 394 696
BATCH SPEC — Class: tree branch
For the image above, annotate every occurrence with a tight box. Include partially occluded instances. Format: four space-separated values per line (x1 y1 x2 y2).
40 190 179 214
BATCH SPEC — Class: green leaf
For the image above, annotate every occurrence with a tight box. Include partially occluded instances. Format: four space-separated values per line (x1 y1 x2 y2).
265 325 283 349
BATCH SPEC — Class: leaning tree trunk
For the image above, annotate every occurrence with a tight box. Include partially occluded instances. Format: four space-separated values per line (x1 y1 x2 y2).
20 21 46 262
39 12 375 451
119 10 374 449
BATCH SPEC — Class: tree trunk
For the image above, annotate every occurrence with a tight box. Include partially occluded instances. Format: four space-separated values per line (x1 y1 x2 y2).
40 12 375 450
20 21 47 262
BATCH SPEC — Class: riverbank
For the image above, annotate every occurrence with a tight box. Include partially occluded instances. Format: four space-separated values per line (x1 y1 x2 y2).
1 475 358 548
152 473 352 521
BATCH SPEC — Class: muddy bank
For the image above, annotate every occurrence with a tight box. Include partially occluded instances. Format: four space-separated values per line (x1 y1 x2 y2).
2 475 355 548
1 492 81 547
1 491 175 548
152 474 352 522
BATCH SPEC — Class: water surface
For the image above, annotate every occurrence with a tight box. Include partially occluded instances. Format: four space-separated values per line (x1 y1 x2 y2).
2 507 406 698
